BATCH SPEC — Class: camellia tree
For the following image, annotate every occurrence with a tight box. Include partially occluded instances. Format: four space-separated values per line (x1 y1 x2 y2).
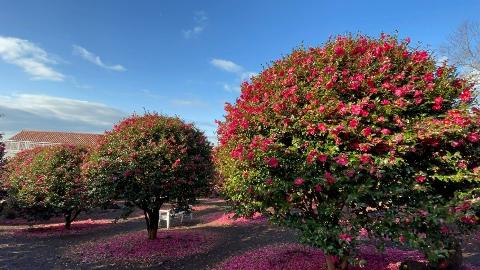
83 113 214 240
216 34 479 269
2 145 89 229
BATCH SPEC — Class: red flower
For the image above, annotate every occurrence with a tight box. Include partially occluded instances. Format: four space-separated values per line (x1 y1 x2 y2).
315 184 323 193
467 132 479 143
334 46 345 56
423 72 434 83
265 178 273 185
318 154 328 163
351 104 362 115
460 89 472 102
415 175 426 183
267 157 279 168
325 172 336 185
381 99 391 105
338 233 352 242
362 127 372 137
294 177 305 186
433 96 443 110
360 154 372 164
335 154 349 166
349 119 359 128
317 123 328 132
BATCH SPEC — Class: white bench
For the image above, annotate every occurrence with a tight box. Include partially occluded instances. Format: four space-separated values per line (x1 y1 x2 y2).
159 206 193 229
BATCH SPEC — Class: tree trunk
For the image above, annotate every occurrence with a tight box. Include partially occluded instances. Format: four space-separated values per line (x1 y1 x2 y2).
64 212 72 230
64 209 80 230
144 208 160 240
326 255 349 270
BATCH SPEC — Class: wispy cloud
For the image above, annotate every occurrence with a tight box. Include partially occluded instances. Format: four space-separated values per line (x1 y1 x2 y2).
170 98 207 107
183 11 208 39
210 58 257 92
222 83 240 92
73 45 126 72
0 36 65 81
210 59 243 73
0 94 126 138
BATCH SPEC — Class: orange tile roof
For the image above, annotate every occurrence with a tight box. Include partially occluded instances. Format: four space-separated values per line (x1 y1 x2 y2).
7 130 103 146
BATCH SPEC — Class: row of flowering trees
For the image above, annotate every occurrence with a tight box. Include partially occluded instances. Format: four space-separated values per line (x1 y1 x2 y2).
1 113 214 239
216 34 479 269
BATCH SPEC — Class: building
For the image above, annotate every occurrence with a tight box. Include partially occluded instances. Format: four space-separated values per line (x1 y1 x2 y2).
4 130 103 158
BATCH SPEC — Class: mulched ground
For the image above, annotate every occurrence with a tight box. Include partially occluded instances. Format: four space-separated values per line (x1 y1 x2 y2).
0 198 478 270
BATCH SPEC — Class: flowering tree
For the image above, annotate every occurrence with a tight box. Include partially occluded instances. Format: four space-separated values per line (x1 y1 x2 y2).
2 145 89 229
216 34 479 269
83 113 213 240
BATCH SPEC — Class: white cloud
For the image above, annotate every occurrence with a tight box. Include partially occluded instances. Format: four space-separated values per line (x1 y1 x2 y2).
0 94 126 138
210 59 243 73
210 58 257 92
0 36 65 81
73 45 126 72
183 11 208 39
222 83 240 92
170 98 207 107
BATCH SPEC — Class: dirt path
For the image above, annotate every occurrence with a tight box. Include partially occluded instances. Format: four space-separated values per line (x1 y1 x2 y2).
0 199 478 270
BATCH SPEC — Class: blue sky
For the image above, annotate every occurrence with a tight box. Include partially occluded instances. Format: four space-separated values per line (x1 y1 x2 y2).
0 0 479 142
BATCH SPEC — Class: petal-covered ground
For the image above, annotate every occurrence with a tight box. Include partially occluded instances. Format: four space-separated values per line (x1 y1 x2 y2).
198 212 267 226
1 199 478 269
212 243 480 270
12 219 113 238
67 229 219 265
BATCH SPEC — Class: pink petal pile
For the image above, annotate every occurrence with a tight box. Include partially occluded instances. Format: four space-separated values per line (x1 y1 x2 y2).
69 230 218 264
212 243 480 270
199 212 267 226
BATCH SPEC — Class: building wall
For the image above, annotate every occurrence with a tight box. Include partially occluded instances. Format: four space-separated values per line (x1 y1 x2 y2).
4 141 59 158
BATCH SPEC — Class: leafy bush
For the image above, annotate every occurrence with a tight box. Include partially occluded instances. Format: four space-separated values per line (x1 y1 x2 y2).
216 34 479 269
2 145 89 228
83 113 214 239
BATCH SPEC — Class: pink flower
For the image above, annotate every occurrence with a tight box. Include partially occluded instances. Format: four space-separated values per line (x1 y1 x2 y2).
423 72 434 83
317 154 328 163
467 132 479 143
325 172 336 185
294 177 305 186
381 128 391 135
459 89 472 102
440 226 449 234
334 46 345 56
415 175 426 183
315 184 323 193
359 228 369 238
267 157 279 168
433 96 443 111
399 235 406 243
339 233 352 242
362 127 372 137
265 178 273 185
351 104 362 115
335 154 349 166
381 99 391 105
349 119 359 128
317 123 328 132
360 154 372 164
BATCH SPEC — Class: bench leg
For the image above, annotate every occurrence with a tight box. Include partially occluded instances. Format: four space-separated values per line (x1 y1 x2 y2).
166 216 170 229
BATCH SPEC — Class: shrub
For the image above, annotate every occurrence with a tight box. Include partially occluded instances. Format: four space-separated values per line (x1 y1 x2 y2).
215 34 479 269
83 113 214 239
2 145 89 228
